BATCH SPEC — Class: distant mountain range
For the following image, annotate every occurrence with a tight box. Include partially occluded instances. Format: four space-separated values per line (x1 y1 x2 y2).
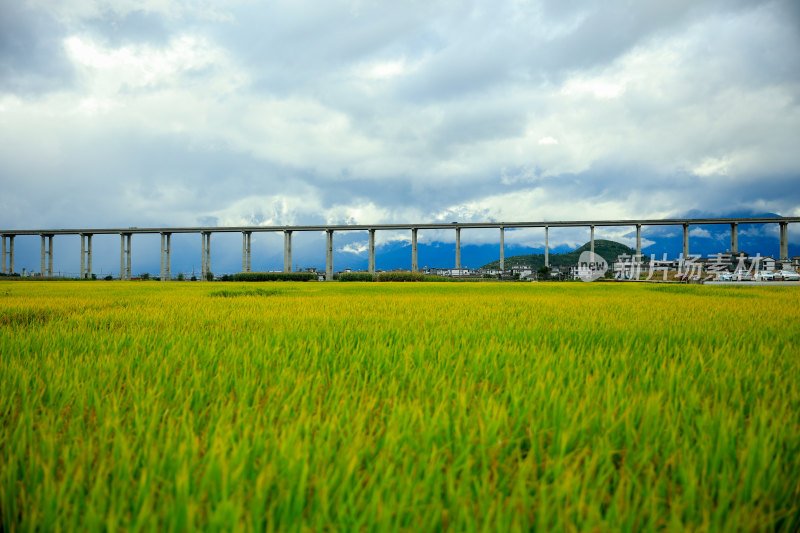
481 240 636 269
336 210 798 271
629 210 793 260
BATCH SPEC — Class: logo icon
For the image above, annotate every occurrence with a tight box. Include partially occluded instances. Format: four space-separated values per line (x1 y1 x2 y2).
577 251 608 282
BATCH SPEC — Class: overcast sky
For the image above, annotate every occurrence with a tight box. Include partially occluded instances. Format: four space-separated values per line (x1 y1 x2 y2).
1 0 799 271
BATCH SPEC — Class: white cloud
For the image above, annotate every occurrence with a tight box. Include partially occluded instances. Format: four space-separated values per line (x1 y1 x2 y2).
692 157 731 177
338 241 368 254
639 238 656 250
689 228 712 238
358 58 416 80
561 78 625 99
1 0 799 238
64 34 233 90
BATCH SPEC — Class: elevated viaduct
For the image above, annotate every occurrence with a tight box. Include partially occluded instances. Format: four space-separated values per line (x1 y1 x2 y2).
1 217 797 280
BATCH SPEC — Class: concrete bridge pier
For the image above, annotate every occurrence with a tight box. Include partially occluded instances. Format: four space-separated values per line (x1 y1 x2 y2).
1 235 14 274
241 234 246 273
283 231 292 273
368 229 375 274
455 227 461 269
590 225 595 256
730 223 738 254
160 233 172 281
241 231 252 273
41 234 54 277
120 233 132 280
240 232 251 273
411 228 418 273
779 222 788 260
682 223 690 259
325 229 334 281
499 227 505 271
201 232 211 280
0 235 14 274
545 226 549 268
636 224 642 257
80 234 93 279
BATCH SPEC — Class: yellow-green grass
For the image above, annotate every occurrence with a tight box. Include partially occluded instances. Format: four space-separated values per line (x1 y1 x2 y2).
1 281 799 532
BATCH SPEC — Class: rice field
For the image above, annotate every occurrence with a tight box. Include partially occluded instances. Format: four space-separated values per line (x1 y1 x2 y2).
1 281 799 531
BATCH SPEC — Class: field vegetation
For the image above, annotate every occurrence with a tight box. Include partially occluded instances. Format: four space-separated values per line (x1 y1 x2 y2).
233 272 317 282
1 281 799 531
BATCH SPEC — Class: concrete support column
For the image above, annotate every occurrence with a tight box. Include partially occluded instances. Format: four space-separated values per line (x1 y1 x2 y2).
161 234 166 280
325 229 334 281
80 234 92 279
368 229 375 274
730 223 738 254
544 226 549 268
201 234 205 279
246 232 252 272
126 234 131 280
779 222 789 260
165 234 171 280
201 232 211 280
283 231 292 273
500 227 505 271
682 224 690 259
120 234 131 280
241 231 252 273
1 236 5 274
87 235 93 279
1 235 13 274
455 227 461 270
636 225 642 257
590 225 595 256
161 233 172 281
41 235 46 276
48 235 54 276
411 228 418 273
41 235 53 277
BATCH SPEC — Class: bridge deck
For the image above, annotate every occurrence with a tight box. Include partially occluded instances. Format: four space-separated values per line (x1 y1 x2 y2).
2 217 798 235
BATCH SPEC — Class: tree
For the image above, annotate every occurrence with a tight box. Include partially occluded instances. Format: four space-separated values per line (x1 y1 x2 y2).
537 266 551 280
206 272 214 281
177 273 185 281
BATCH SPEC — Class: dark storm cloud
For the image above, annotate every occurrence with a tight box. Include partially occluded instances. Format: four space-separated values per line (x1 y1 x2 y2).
0 2 74 93
209 2 440 96
1 0 799 247
0 125 313 228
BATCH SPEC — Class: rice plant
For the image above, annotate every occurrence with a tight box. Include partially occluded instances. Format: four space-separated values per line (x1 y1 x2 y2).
1 281 798 531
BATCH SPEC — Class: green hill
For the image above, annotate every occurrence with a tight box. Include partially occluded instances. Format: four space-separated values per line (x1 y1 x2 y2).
481 239 638 269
